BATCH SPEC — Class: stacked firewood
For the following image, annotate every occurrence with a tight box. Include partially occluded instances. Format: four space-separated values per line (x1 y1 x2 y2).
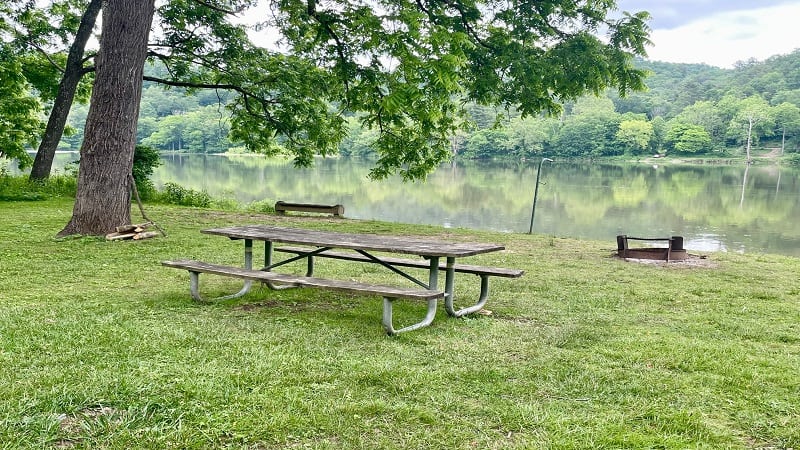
105 222 160 241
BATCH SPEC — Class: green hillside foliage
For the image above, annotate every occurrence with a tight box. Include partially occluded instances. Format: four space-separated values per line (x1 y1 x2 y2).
57 51 800 160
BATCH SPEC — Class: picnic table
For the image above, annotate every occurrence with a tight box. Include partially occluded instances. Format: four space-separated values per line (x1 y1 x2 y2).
163 225 523 335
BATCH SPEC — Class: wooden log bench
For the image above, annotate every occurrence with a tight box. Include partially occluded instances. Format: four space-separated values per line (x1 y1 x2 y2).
162 259 444 335
274 246 524 317
274 201 344 217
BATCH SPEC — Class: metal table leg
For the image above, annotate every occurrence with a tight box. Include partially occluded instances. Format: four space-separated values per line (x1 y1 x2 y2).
444 257 490 317
262 240 313 290
188 238 252 301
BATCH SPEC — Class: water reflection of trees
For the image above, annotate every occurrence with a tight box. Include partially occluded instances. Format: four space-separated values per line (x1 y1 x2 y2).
147 155 800 256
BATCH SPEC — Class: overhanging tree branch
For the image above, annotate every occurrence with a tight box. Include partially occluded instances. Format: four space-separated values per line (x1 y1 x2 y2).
142 75 254 97
305 0 352 97
17 34 65 73
189 0 242 15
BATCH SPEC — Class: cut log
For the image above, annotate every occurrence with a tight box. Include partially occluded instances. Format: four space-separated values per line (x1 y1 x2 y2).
115 222 151 233
132 231 159 240
106 232 137 241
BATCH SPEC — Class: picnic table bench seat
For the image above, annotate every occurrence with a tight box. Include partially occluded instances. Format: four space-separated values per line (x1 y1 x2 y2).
274 245 524 317
162 259 444 335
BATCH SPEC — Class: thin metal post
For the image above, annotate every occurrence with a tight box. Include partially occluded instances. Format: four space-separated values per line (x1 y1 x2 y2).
528 158 553 234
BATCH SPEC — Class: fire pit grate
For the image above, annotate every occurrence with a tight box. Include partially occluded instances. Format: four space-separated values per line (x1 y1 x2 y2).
616 235 688 261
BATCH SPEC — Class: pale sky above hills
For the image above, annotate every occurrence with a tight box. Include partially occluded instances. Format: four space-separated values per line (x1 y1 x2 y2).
243 1 800 69
616 0 800 67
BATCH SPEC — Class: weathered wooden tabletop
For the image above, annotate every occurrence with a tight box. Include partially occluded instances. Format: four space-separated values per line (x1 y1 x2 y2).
201 225 504 258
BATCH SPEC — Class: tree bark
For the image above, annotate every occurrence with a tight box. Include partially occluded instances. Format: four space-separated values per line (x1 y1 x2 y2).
58 0 156 237
29 0 102 181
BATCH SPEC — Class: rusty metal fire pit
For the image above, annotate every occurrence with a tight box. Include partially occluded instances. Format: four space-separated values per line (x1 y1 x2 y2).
616 235 688 261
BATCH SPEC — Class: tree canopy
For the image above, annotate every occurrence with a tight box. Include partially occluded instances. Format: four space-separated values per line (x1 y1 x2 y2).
0 43 43 168
4 0 653 235
146 0 652 179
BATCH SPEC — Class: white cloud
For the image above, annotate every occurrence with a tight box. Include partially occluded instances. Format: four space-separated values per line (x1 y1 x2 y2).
644 3 800 67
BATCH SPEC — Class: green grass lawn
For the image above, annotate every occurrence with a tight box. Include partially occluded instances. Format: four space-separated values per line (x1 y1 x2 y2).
1 198 798 449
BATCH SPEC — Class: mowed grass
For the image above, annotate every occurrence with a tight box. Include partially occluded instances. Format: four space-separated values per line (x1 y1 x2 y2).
1 198 798 449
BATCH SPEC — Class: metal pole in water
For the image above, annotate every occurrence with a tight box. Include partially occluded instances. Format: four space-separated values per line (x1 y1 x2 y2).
528 158 553 234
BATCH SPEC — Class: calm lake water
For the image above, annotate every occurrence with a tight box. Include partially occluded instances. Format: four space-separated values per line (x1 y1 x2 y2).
28 152 800 257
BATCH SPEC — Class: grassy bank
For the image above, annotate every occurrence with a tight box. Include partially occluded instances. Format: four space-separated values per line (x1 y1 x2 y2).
1 198 798 449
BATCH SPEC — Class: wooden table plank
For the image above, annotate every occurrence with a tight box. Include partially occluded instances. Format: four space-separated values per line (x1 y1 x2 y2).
201 225 505 257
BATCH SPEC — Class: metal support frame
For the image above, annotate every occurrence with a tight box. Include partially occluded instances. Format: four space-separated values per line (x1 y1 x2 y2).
261 241 319 290
189 239 491 329
188 239 253 301
269 247 495 318
271 246 443 335
380 239 441 335
445 275 490 317
263 242 323 275
441 256 491 317
382 297 438 335
354 249 432 289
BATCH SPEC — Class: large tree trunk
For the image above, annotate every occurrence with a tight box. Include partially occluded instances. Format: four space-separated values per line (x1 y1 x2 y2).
29 0 103 181
58 0 156 237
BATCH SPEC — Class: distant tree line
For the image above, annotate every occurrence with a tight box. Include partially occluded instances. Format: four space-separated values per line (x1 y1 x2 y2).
343 53 800 160
50 50 800 160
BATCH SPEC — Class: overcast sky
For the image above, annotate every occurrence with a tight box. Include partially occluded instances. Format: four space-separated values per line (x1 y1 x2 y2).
244 1 799 69
616 0 800 68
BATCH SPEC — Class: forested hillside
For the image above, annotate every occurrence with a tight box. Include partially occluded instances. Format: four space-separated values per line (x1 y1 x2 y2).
58 50 800 159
